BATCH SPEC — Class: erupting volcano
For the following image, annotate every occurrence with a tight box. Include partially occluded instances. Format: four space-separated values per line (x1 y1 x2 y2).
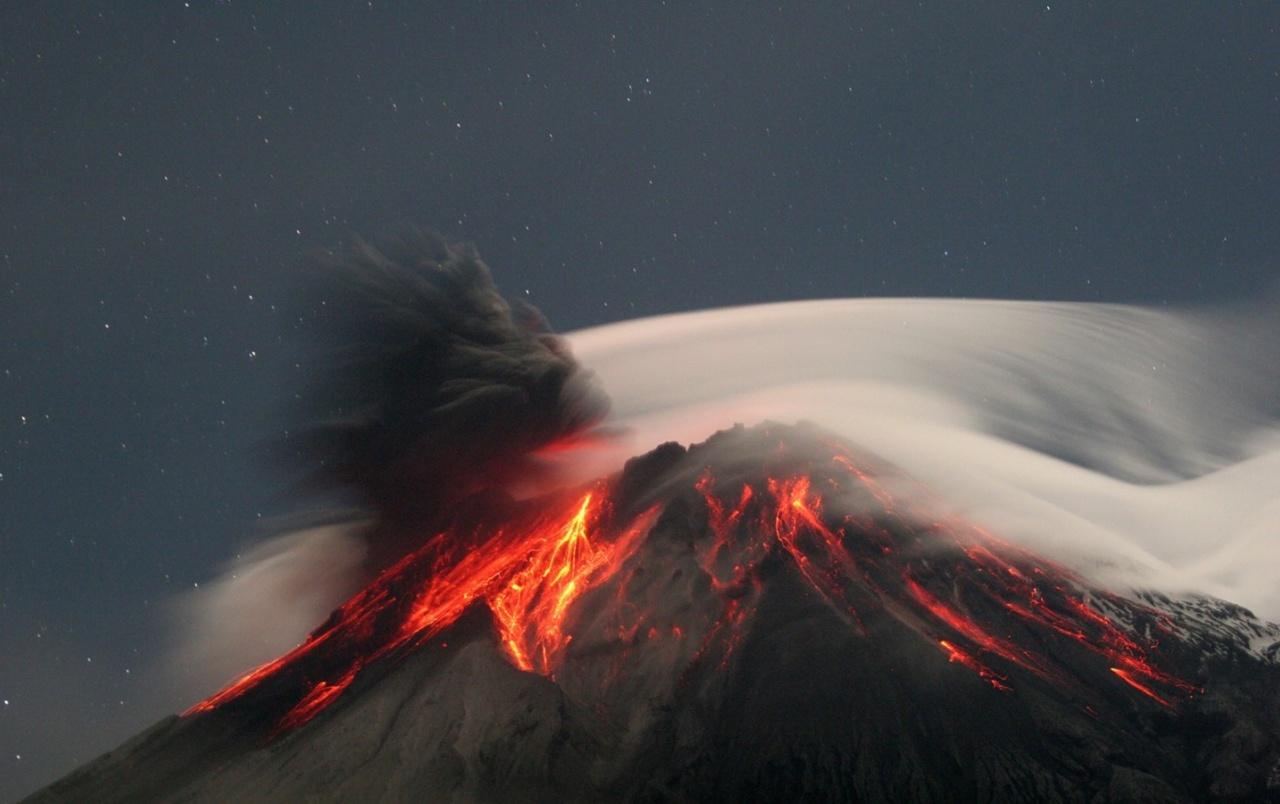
182 424 1202 734
28 237 1280 803
31 424 1280 803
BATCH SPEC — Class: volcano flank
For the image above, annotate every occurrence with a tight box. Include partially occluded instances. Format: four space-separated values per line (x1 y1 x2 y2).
28 423 1280 803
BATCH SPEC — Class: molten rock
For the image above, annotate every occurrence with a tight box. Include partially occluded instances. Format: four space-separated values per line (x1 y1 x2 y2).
29 424 1280 803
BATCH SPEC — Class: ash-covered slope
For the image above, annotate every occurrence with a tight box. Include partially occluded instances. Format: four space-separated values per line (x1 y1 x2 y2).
29 424 1280 803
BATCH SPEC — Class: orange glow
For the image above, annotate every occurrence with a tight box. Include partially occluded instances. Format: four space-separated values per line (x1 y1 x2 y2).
184 489 656 731
938 639 1010 691
1110 667 1173 708
185 438 1199 736
491 494 655 675
904 575 1059 684
275 667 360 733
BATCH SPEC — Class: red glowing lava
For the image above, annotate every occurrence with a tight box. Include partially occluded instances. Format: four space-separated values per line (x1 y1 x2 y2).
939 639 1010 692
490 493 656 675
186 487 655 731
687 446 1198 708
186 435 1198 735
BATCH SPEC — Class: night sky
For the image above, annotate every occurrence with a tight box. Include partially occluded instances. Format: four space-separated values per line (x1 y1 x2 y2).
2 3 1278 799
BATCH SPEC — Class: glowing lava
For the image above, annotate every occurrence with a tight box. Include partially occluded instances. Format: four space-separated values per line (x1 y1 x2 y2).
186 433 1199 736
491 493 655 675
687 444 1199 709
186 488 653 731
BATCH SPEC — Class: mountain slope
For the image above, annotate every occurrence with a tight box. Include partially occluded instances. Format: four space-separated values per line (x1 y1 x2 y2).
29 424 1280 803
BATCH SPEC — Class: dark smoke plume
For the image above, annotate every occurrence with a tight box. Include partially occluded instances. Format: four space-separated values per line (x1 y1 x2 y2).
284 232 609 534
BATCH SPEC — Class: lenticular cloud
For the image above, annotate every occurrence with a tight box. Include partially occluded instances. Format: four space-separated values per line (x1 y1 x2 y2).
565 298 1280 620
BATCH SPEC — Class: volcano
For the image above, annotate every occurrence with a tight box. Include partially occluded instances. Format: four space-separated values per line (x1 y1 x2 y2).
28 423 1280 803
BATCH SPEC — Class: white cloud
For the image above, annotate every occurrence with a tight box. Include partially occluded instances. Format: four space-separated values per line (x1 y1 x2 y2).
566 298 1280 620
167 521 369 699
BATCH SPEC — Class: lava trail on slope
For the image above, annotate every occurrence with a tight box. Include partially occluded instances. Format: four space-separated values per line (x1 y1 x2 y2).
184 422 1200 736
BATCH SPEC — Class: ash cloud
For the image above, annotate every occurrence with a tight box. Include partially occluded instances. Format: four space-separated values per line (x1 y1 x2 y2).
284 232 611 531
169 233 611 699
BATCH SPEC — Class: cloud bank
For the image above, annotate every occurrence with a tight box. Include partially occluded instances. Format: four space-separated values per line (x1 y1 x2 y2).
168 521 370 697
564 298 1280 620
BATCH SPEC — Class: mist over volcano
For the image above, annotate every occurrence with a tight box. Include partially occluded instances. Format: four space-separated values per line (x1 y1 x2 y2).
30 237 1280 803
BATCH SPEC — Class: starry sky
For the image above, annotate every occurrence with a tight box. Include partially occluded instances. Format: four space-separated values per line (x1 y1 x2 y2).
2 2 1277 799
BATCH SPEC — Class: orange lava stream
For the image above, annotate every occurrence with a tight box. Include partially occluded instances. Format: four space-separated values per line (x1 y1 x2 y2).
1110 666 1174 708
186 489 652 731
939 639 1011 692
491 495 657 676
903 575 1061 684
188 441 1199 736
693 449 1197 708
769 476 865 631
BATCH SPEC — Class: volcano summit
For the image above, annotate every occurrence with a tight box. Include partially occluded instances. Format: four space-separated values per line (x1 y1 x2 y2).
29 423 1280 803
28 237 1280 803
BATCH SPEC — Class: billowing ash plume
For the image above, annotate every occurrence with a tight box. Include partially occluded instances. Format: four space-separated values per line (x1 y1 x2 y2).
285 232 610 529
169 234 611 694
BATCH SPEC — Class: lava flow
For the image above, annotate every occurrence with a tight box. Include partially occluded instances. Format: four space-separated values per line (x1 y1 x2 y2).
684 436 1200 709
185 485 656 732
185 429 1199 737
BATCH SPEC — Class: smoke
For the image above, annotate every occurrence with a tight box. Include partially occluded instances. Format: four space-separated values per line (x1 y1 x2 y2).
283 232 611 529
563 298 1280 620
168 234 613 698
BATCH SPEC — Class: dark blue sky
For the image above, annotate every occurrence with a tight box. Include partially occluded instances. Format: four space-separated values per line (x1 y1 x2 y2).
2 2 1277 798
